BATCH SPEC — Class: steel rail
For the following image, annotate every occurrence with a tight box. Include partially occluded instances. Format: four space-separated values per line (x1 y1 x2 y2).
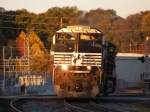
64 100 93 112
10 98 22 112
89 100 128 112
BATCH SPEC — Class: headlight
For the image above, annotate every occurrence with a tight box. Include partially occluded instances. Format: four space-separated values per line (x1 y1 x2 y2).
62 65 68 70
75 26 82 30
87 65 91 70
79 26 82 30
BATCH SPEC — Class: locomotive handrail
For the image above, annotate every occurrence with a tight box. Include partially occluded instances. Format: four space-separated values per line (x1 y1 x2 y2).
91 56 102 85
52 55 66 84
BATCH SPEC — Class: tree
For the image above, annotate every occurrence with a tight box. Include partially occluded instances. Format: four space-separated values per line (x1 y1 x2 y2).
137 44 146 54
15 31 52 74
0 7 5 12
1 7 150 53
110 18 124 52
34 6 84 48
84 8 117 32
15 31 26 56
28 31 52 74
141 12 150 37
110 12 145 53
124 13 143 52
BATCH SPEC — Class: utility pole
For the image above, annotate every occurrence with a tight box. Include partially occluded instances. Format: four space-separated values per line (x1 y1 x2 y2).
2 47 5 92
24 33 30 58
145 37 149 96
60 18 62 28
130 43 131 53
139 36 150 96
23 28 34 86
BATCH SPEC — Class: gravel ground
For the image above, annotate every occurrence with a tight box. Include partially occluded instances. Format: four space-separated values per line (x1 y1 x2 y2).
69 102 99 112
130 101 150 112
0 99 11 112
99 102 136 111
98 101 150 112
22 100 150 112
22 101 68 112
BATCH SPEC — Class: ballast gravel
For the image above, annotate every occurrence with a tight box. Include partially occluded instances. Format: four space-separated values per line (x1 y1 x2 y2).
22 101 67 112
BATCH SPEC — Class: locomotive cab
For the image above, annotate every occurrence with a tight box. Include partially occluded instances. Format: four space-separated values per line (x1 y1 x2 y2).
51 25 117 98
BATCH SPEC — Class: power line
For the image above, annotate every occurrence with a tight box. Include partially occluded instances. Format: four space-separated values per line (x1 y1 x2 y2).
0 20 62 25
0 26 148 32
0 19 146 25
0 26 57 31
0 32 9 46
0 13 123 19
0 13 72 18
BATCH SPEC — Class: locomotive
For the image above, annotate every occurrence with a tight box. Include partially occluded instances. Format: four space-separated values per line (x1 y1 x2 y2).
51 25 117 98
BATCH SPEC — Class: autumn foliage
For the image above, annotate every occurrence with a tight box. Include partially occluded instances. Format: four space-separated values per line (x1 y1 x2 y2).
1 7 150 53
15 31 26 56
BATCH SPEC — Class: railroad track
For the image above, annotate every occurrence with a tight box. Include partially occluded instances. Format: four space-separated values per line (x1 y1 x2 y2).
10 97 66 112
64 99 136 112
8 96 150 112
10 99 24 112
64 99 92 112
89 100 127 112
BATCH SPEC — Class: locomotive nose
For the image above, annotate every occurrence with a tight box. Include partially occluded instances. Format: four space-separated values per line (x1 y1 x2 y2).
75 81 83 92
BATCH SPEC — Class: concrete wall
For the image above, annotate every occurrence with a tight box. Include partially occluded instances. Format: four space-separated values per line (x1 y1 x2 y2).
4 85 55 95
0 75 53 95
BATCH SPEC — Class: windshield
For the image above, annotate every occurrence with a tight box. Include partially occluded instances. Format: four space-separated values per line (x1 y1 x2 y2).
57 32 76 40
54 32 102 53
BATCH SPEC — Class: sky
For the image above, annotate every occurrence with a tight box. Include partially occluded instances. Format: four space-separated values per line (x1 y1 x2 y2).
0 0 150 18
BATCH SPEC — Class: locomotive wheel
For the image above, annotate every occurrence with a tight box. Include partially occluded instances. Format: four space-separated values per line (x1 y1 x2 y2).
96 94 100 97
103 93 108 96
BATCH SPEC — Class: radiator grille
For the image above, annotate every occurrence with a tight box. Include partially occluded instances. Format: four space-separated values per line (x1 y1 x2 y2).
54 53 102 66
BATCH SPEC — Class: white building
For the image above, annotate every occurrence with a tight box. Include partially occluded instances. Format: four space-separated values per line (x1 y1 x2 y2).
116 53 149 88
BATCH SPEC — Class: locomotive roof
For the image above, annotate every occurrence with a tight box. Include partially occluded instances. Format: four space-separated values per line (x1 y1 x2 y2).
117 53 146 57
56 27 102 34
